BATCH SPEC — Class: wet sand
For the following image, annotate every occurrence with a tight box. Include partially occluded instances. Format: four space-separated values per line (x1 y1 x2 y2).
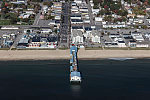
0 49 150 60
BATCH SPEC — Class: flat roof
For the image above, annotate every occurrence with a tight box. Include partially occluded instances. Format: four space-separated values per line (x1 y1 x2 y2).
71 71 81 77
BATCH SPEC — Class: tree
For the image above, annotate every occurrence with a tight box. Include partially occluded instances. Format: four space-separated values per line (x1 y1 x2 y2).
1 0 6 19
43 2 53 7
104 15 112 22
142 25 147 29
22 18 29 23
30 0 42 2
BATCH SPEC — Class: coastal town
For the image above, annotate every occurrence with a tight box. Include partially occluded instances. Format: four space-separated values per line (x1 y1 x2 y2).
0 0 150 50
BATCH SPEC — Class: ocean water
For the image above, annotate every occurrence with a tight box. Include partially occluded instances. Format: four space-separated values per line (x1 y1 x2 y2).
0 59 150 100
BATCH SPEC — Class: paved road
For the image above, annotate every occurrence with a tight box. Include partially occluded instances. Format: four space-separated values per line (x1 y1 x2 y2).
10 31 24 50
33 3 43 26
59 2 70 48
87 0 94 25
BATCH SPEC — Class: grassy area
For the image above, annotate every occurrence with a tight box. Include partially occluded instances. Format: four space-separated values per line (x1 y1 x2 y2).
104 47 129 50
0 48 10 50
85 47 103 50
0 20 11 25
58 48 69 50
129 48 150 50
17 48 56 50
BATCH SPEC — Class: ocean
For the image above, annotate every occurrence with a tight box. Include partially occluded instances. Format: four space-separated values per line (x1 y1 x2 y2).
0 59 150 100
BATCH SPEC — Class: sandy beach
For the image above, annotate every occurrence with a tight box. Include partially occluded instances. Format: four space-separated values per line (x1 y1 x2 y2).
0 49 150 60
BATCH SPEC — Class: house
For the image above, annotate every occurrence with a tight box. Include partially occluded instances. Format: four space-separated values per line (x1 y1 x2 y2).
55 15 61 20
48 20 55 25
109 33 120 38
71 6 79 12
90 0 94 7
105 42 118 47
84 27 92 34
137 15 145 18
103 24 126 28
131 32 144 42
55 20 61 27
95 17 103 22
136 41 149 48
127 9 133 14
53 2 62 8
118 41 127 47
128 40 136 48
134 35 144 41
24 29 33 33
41 29 52 33
17 0 26 3
25 11 35 14
72 2 77 6
92 9 100 15
1 26 19 30
71 30 83 44
43 6 48 13
90 30 101 43
81 11 89 15
146 6 150 12
84 15 90 19
71 26 84 32
71 14 82 19
83 19 90 23
19 13 30 19
127 14 136 18
79 8 88 12
71 19 83 24
74 0 82 4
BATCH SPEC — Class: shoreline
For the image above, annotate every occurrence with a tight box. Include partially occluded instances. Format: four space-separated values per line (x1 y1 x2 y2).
0 49 150 60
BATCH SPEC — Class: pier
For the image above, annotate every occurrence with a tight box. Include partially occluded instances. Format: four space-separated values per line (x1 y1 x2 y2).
70 44 81 83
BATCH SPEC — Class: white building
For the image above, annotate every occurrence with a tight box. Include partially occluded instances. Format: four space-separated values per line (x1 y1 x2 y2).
71 14 82 20
41 29 52 33
72 30 83 44
74 0 82 4
118 41 127 47
79 8 88 12
83 19 90 23
71 26 84 32
55 15 61 20
90 30 101 43
137 15 145 18
103 24 126 28
92 9 100 15
128 40 137 48
131 32 144 42
95 17 103 22
17 0 26 3
71 19 83 24
43 6 48 13
109 33 120 38
136 41 149 48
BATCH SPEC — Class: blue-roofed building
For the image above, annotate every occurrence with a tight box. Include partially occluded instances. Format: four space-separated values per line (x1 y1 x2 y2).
70 71 81 82
70 46 78 55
